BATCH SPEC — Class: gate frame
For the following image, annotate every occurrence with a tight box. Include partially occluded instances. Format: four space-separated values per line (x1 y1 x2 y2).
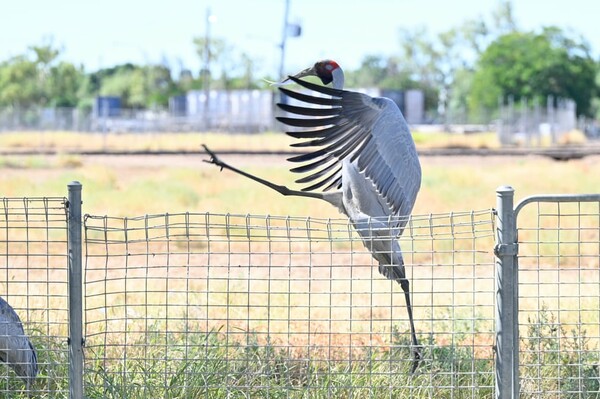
494 186 600 399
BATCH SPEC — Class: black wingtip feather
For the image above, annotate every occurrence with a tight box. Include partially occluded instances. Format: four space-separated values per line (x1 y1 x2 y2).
287 148 329 163
277 116 340 128
274 77 373 195
277 103 340 117
279 87 341 107
285 125 339 139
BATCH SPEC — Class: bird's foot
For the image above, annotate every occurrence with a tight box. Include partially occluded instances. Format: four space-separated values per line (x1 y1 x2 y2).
202 144 225 171
411 345 423 374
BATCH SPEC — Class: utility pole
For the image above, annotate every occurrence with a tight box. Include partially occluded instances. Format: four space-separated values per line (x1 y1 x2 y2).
278 0 291 82
278 0 301 105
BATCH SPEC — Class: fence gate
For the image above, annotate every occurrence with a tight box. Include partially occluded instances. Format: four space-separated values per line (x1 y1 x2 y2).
496 187 600 398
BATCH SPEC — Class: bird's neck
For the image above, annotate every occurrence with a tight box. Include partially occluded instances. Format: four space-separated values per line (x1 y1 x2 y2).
332 68 345 90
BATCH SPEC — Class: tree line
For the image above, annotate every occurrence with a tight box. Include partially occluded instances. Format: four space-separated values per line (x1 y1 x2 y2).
0 2 598 121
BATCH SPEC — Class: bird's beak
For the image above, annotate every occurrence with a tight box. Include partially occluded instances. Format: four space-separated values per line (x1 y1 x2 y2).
278 66 317 85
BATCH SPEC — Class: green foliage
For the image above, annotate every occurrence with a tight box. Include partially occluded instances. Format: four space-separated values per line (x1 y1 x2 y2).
0 3 598 120
146 65 178 106
47 62 84 107
470 28 597 116
0 43 85 109
346 55 439 114
346 55 395 87
80 63 179 109
82 323 494 398
0 55 43 108
99 66 147 108
76 309 600 398
521 307 600 397
384 1 523 119
0 331 72 397
193 37 262 90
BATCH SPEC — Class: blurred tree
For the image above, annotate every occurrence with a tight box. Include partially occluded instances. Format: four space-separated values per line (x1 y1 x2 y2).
395 26 461 120
146 65 177 107
194 36 225 89
81 63 177 108
346 55 388 87
176 69 201 93
0 56 40 108
30 44 60 70
491 0 518 35
469 27 597 116
461 18 490 56
99 66 146 108
193 37 261 90
227 52 263 89
47 62 84 107
344 54 439 118
0 42 84 108
388 0 520 121
593 68 600 120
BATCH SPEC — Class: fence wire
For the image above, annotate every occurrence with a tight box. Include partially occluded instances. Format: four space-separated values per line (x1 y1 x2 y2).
517 200 600 397
83 210 496 398
0 197 69 396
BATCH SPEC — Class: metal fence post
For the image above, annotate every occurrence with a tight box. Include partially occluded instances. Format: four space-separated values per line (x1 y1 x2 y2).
494 186 519 399
68 182 84 399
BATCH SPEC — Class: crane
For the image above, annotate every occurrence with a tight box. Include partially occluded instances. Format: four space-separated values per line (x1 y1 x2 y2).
0 296 38 390
203 59 422 372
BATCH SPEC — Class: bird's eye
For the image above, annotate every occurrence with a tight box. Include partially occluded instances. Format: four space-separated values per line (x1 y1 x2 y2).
326 64 333 71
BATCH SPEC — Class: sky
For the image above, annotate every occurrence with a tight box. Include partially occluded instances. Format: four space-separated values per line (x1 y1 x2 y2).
1 0 599 79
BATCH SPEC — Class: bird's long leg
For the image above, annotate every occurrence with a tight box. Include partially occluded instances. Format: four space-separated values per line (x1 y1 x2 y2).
399 279 422 373
202 145 325 200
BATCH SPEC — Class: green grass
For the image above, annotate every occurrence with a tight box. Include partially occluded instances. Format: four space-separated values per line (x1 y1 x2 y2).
82 312 600 398
8 317 594 398
0 332 71 398
520 308 600 398
74 309 600 398
81 323 494 399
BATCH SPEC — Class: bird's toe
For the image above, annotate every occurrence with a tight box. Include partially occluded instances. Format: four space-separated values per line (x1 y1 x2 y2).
411 345 423 374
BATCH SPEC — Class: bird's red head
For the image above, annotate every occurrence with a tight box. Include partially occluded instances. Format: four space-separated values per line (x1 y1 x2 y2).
313 60 340 85
285 59 344 89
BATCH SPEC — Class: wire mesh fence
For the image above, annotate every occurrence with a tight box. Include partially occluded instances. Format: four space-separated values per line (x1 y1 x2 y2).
516 198 600 398
82 210 496 398
0 197 70 397
3 185 600 398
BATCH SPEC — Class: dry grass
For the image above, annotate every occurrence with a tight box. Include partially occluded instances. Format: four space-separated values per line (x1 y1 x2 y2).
0 130 503 153
3 146 596 331
0 130 595 217
0 131 296 153
1 132 599 396
0 152 598 218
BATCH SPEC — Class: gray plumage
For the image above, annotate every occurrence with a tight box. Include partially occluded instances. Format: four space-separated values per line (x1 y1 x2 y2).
277 72 422 371
203 59 423 372
0 296 38 388
278 75 421 225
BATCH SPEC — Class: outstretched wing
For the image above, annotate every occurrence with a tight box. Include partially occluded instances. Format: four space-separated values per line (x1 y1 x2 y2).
276 76 421 216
